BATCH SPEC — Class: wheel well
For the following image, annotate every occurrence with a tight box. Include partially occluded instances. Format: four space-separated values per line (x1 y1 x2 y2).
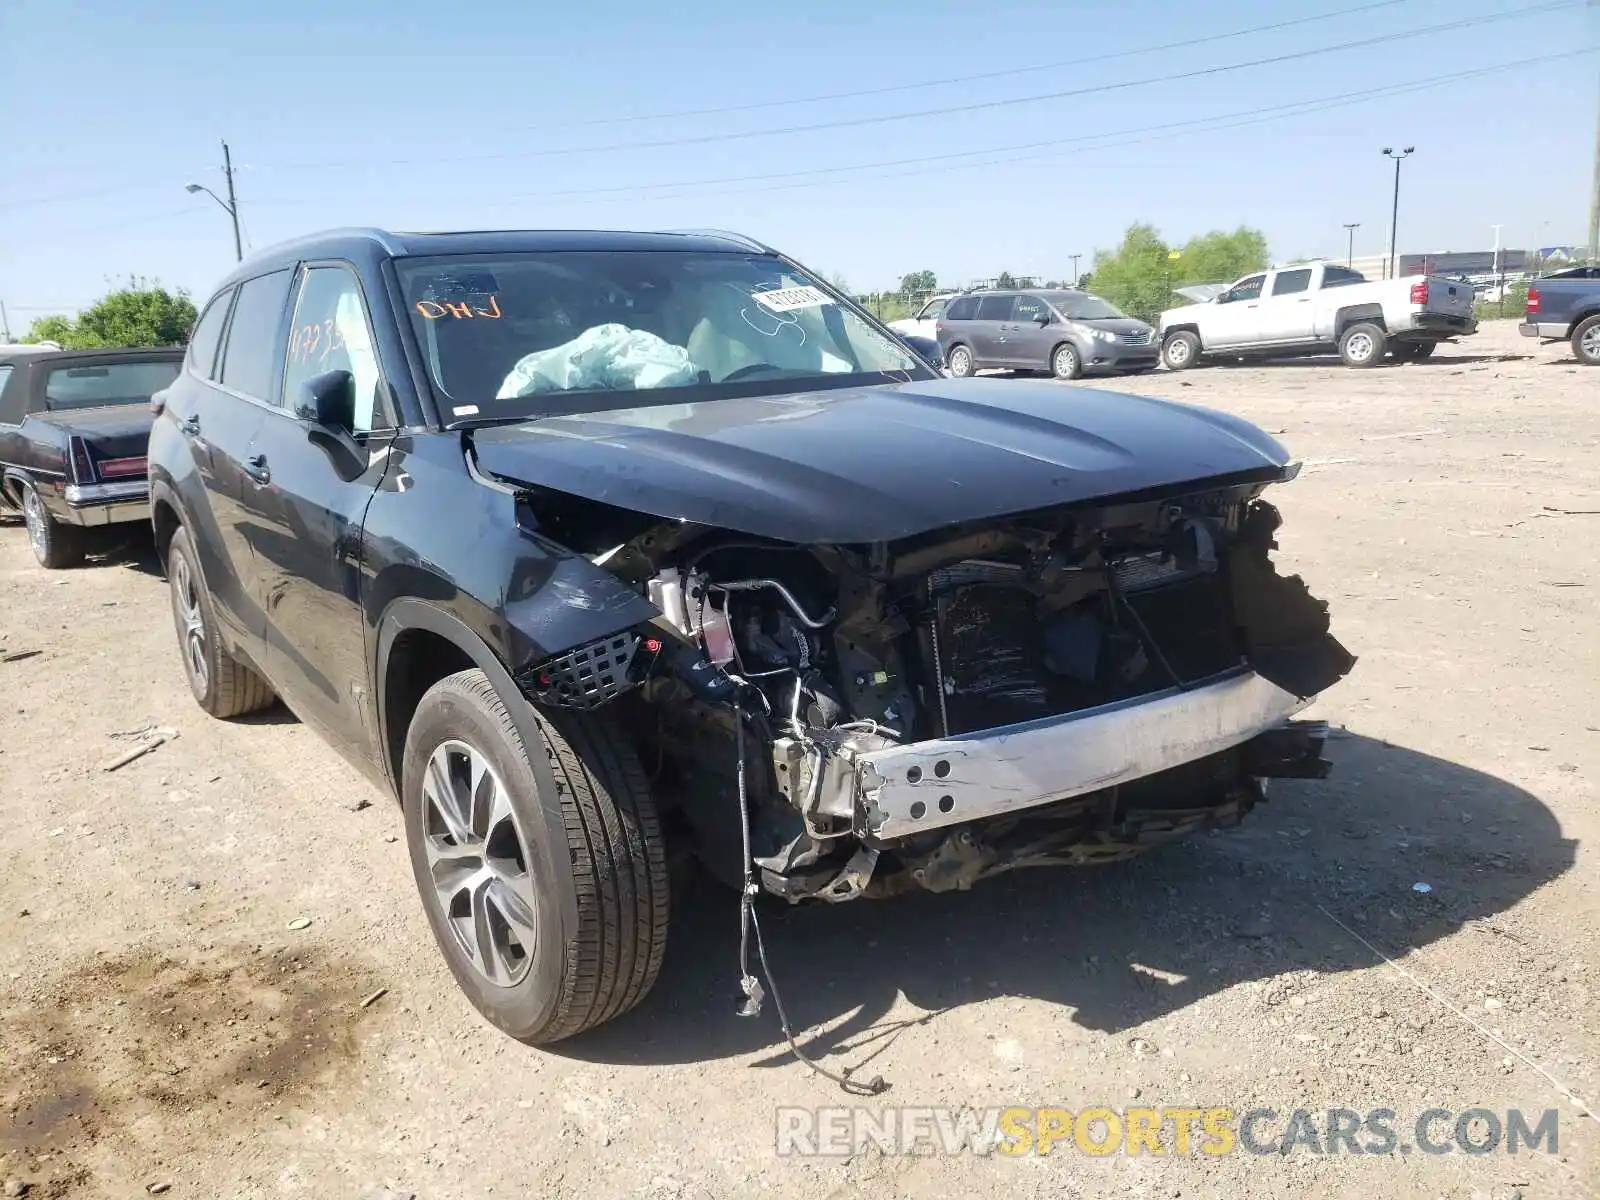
1571 306 1600 329
1335 306 1386 337
382 627 477 791
0 473 22 508
151 498 180 567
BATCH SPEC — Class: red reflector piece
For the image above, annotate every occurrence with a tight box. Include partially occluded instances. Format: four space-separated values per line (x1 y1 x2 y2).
537 672 552 686
97 456 147 479
1526 287 1541 315
68 437 97 484
644 639 662 653
1408 281 1429 305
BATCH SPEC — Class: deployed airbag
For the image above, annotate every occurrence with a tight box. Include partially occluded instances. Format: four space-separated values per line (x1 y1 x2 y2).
497 324 699 398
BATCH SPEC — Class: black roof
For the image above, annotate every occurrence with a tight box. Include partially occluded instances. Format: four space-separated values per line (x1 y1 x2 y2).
0 345 185 368
212 227 776 292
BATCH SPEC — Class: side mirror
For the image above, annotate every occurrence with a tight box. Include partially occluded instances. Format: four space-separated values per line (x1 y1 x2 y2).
296 369 366 481
296 369 356 430
1032 311 1051 326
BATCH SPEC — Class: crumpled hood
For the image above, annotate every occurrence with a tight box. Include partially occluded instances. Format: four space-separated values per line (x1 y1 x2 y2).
470 377 1293 543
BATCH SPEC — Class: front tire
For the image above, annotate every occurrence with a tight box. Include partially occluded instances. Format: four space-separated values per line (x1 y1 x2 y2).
1051 342 1082 380
946 344 975 378
1338 321 1387 368
402 670 669 1044
1161 330 1201 371
20 482 85 569
1572 314 1600 366
166 526 276 717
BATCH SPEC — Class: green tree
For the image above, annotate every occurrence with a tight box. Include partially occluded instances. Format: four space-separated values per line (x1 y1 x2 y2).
1088 223 1270 321
897 269 938 298
1086 224 1174 321
23 278 197 349
994 271 1019 290
1176 227 1270 287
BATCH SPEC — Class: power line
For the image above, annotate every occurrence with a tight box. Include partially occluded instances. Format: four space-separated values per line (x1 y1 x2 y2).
471 49 1597 206
268 1 1581 172
526 0 1425 130
0 1 1413 212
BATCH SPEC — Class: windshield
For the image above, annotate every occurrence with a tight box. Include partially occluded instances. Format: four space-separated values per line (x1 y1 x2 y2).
44 360 180 411
396 251 927 421
1047 292 1128 320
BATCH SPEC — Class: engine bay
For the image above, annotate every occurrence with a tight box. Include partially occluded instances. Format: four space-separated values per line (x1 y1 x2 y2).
518 478 1354 905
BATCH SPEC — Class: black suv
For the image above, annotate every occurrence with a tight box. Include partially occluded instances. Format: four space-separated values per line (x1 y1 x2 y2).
149 228 1349 1044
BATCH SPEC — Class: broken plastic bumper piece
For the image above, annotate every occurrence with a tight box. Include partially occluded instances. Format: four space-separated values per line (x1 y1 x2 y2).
856 668 1318 842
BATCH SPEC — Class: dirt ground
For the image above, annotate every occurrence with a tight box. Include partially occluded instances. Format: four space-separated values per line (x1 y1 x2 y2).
1 321 1595 1199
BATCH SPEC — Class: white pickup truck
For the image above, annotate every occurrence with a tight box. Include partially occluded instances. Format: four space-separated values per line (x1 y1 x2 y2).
1158 262 1477 370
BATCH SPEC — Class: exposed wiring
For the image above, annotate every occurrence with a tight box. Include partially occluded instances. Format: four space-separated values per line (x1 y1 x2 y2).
732 695 887 1096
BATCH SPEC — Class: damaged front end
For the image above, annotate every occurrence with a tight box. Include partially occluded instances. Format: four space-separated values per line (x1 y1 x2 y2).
514 478 1354 903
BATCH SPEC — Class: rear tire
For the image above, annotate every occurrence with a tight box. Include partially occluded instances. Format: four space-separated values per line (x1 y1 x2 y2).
1051 342 1082 380
20 482 85 569
166 526 276 718
1572 314 1600 366
1338 321 1387 368
402 670 669 1044
946 344 975 378
1161 330 1201 371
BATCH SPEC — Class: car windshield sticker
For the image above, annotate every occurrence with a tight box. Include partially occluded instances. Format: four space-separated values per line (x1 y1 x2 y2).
752 285 833 313
416 295 502 320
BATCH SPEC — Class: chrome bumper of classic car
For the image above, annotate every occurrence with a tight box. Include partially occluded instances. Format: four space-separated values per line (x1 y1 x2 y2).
63 479 149 526
856 668 1311 841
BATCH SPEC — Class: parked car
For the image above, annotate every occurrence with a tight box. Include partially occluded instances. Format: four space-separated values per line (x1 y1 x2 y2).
895 331 945 370
886 292 956 340
936 289 1158 379
149 227 1351 1045
1158 262 1477 369
0 346 181 567
1520 266 1600 366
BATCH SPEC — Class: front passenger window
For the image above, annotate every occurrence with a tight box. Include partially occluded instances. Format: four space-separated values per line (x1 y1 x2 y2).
284 266 387 434
1220 275 1265 304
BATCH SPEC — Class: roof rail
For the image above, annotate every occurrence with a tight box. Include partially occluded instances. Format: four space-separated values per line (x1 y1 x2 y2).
658 227 773 253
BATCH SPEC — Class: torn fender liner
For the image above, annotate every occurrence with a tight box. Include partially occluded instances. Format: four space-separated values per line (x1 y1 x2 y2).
1227 501 1357 699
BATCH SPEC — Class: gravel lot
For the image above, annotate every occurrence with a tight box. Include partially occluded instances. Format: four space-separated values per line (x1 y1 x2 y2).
1 321 1595 1199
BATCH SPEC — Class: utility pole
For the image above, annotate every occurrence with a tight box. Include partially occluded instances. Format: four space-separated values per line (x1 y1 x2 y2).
1589 77 1599 264
222 140 242 263
1069 253 1082 286
1343 223 1360 268
0 300 11 342
1382 146 1414 280
184 140 243 262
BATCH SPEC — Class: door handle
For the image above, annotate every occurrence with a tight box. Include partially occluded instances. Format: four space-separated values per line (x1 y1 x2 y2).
244 453 270 484
180 414 201 436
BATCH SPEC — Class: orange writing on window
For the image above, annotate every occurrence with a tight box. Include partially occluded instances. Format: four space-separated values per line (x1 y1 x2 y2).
415 295 502 320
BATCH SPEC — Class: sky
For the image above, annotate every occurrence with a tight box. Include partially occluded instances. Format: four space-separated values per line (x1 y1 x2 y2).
1 0 1596 328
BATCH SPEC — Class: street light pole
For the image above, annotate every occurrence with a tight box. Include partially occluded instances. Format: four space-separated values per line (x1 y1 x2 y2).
185 140 243 262
1343 222 1360 268
1381 146 1414 280
1069 254 1082 286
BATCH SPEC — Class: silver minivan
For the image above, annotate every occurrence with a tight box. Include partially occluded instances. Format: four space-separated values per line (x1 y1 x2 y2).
936 289 1158 380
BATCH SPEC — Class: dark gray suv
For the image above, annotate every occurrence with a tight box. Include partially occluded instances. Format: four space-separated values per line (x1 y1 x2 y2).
936 289 1158 380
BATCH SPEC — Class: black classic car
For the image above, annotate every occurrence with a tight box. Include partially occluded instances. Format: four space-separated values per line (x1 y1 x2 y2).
0 346 181 567
147 227 1352 1046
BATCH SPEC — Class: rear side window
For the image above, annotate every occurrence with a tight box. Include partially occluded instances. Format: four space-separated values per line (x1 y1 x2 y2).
0 366 19 423
187 289 233 379
1272 269 1312 296
945 296 978 320
44 361 181 410
976 295 1015 320
1322 266 1367 288
219 269 293 401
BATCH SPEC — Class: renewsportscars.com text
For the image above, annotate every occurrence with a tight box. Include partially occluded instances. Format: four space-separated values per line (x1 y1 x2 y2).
775 1105 1561 1158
